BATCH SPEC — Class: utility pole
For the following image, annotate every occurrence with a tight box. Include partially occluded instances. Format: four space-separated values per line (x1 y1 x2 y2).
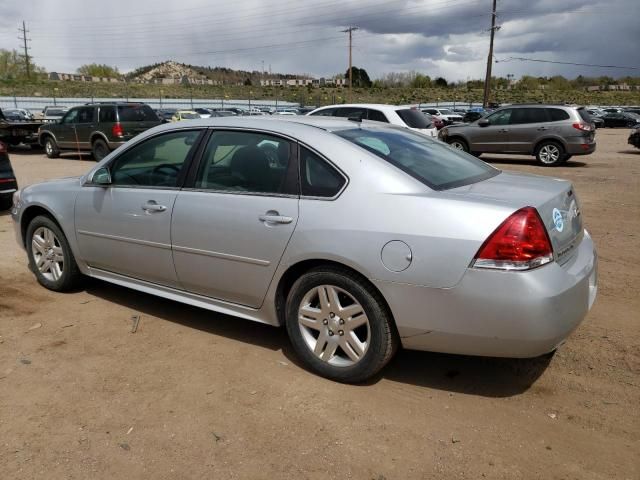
18 20 31 79
482 0 498 108
341 26 358 102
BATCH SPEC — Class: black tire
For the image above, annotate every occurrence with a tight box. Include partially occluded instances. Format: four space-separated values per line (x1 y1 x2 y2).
43 136 60 158
26 215 82 292
535 141 565 167
447 137 469 153
0 196 12 211
470 151 482 158
285 266 399 383
92 138 110 161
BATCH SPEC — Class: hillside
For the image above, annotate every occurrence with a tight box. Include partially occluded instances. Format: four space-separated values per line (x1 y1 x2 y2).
125 60 309 85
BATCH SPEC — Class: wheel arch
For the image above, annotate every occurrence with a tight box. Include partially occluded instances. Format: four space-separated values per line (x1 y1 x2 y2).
20 204 62 248
90 132 109 145
274 258 397 332
39 131 57 146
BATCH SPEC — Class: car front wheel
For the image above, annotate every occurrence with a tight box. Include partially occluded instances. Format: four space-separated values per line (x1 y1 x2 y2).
26 215 82 291
447 137 469 152
285 267 398 383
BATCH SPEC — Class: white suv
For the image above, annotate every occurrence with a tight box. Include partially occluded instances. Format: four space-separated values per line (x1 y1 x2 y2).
421 107 463 125
307 104 438 137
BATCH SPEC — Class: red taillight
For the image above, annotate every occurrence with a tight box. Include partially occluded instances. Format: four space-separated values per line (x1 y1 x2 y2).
573 122 593 132
112 123 124 138
473 207 553 271
0 178 15 183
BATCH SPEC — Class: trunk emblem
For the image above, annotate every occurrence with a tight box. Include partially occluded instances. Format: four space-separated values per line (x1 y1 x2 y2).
552 208 564 232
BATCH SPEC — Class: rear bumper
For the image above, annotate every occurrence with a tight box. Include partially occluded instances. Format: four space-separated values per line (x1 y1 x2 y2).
375 230 597 358
565 137 596 156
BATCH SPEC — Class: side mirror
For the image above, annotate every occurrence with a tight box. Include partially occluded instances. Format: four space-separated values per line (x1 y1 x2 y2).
478 118 490 127
92 167 112 186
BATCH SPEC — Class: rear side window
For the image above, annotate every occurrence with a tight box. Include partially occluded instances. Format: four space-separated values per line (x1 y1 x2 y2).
300 147 345 197
548 109 571 121
509 108 548 124
117 104 158 122
335 128 498 191
334 107 365 119
367 109 389 123
99 106 116 122
310 108 336 117
396 109 432 129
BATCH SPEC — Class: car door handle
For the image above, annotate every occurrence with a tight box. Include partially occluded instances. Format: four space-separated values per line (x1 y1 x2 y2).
142 202 167 212
259 213 293 224
499 128 509 133
537 126 549 131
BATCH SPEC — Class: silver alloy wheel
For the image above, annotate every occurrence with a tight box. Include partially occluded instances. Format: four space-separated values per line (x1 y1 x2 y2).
45 140 53 156
538 144 561 164
298 285 370 367
450 140 465 151
31 226 64 282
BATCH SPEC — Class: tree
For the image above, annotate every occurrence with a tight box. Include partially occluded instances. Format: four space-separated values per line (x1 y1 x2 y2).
410 73 431 88
434 77 448 88
77 63 120 78
345 66 372 88
0 48 45 80
243 78 252 86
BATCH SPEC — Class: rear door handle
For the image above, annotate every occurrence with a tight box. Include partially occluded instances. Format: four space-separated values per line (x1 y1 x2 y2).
142 201 167 212
499 128 509 133
537 126 549 131
259 213 293 224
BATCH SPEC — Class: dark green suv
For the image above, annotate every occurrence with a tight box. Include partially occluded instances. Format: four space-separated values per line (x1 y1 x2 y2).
39 102 161 161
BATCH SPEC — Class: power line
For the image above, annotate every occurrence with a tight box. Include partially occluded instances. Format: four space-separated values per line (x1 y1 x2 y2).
18 20 31 79
495 56 638 70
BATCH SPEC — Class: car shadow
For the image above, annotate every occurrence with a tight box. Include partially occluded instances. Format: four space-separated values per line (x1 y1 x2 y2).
482 155 588 168
84 279 551 397
0 209 11 217
618 149 639 155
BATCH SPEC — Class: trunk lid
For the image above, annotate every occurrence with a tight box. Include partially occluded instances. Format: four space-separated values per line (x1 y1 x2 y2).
448 171 583 264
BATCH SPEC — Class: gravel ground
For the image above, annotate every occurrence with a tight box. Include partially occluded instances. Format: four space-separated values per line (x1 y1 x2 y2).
0 128 638 479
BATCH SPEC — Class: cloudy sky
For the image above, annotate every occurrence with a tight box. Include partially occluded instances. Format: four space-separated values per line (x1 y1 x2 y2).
0 0 637 80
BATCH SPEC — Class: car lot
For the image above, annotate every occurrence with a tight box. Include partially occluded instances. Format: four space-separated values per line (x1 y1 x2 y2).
0 129 638 478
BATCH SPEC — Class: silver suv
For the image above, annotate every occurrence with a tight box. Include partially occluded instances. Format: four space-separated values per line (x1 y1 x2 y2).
438 105 596 166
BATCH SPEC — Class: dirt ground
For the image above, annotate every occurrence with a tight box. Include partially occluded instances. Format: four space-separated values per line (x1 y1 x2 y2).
0 129 638 479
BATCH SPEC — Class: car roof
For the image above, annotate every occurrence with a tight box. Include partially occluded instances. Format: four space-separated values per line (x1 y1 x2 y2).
311 103 416 113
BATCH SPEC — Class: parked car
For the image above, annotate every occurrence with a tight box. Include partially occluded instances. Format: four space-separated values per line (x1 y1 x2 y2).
308 104 438 137
0 107 44 147
39 102 161 161
171 110 201 122
211 110 237 117
623 107 640 116
463 111 485 123
628 125 640 149
421 107 464 125
601 112 640 128
439 104 596 166
2 109 33 121
0 141 18 210
156 109 177 123
42 106 68 123
194 108 212 119
11 116 597 382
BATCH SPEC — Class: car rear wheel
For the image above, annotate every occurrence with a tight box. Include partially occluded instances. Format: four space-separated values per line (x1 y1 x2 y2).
92 139 110 161
26 215 82 291
285 267 398 383
447 138 469 152
536 141 565 166
43 136 59 159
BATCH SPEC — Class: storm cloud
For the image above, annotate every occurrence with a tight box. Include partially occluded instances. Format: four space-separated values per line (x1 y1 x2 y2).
0 0 637 80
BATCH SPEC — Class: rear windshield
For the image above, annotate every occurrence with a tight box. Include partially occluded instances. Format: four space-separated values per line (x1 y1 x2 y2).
117 105 158 122
577 108 593 123
396 109 432 129
335 128 498 190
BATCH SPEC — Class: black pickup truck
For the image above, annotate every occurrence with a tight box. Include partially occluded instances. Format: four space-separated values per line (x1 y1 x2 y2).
0 107 43 147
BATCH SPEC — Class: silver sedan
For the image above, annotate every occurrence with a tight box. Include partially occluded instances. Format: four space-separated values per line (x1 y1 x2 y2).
11 117 598 382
